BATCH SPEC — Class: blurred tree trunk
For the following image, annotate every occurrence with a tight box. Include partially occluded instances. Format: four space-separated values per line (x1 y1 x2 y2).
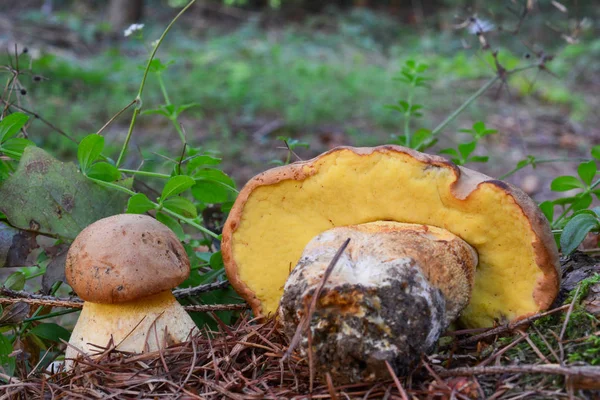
108 0 144 32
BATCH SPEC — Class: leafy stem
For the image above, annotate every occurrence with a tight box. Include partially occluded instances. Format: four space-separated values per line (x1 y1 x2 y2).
88 177 221 240
499 157 592 180
404 91 414 146
118 168 240 193
115 0 196 167
553 177 600 229
431 76 499 136
430 64 538 137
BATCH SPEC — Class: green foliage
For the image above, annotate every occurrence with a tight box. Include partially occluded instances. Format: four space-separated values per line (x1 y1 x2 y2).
0 147 131 241
439 121 497 165
270 136 310 165
0 334 16 377
542 147 600 254
0 113 35 161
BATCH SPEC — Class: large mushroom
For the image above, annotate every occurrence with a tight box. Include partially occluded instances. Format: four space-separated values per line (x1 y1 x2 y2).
64 214 198 366
222 145 560 382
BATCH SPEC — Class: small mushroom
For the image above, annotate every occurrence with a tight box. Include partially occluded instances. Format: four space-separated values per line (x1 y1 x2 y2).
222 145 560 382
64 214 197 366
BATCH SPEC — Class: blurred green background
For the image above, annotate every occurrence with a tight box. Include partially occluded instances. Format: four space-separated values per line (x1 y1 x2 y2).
1 0 599 197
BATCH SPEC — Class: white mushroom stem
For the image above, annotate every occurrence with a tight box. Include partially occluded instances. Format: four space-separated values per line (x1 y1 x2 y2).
279 221 477 384
65 291 197 367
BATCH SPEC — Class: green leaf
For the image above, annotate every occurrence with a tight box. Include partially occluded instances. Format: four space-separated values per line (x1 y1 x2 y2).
186 155 222 173
439 148 459 157
4 271 25 290
553 196 577 206
0 333 15 377
577 160 597 186
571 193 593 212
126 193 155 214
517 156 535 169
191 169 237 204
592 145 600 160
398 100 409 112
209 250 224 270
458 141 477 159
141 108 170 117
156 212 185 240
161 175 196 201
77 134 104 173
29 322 71 343
1 138 35 160
147 58 173 73
539 201 554 223
560 213 600 255
384 105 405 113
86 162 120 182
473 121 486 134
468 156 489 163
550 176 584 192
0 113 29 143
176 103 201 114
163 197 198 218
0 147 130 240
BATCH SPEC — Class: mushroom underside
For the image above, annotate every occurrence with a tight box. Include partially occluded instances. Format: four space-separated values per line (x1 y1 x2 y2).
224 146 559 328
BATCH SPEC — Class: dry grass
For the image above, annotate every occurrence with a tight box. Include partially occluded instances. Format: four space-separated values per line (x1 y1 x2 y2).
3 306 600 400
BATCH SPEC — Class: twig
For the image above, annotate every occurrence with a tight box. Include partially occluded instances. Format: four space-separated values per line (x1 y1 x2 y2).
385 360 409 400
282 238 350 363
478 335 527 367
0 287 82 303
437 364 600 380
559 285 581 363
1 100 77 143
2 281 233 304
0 296 248 313
0 296 81 309
172 280 230 298
96 99 137 135
457 304 570 346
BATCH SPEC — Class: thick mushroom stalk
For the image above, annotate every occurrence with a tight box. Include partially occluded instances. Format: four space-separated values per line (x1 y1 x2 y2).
65 291 196 363
64 214 198 367
279 221 477 384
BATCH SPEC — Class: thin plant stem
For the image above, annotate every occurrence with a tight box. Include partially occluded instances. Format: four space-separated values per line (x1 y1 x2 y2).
88 177 221 240
404 91 414 145
18 281 62 336
431 76 499 136
157 73 172 106
162 207 220 240
498 157 591 180
25 269 45 280
96 99 138 135
22 308 79 323
119 169 170 179
116 0 197 167
430 64 537 137
118 168 240 193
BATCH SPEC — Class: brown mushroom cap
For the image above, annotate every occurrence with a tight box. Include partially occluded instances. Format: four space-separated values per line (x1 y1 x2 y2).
222 145 560 328
66 214 190 303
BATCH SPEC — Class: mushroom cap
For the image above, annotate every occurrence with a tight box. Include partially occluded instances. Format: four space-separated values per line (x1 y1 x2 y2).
66 214 190 303
222 145 560 328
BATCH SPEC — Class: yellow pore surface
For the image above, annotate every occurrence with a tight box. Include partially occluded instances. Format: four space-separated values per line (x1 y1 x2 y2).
232 149 542 327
